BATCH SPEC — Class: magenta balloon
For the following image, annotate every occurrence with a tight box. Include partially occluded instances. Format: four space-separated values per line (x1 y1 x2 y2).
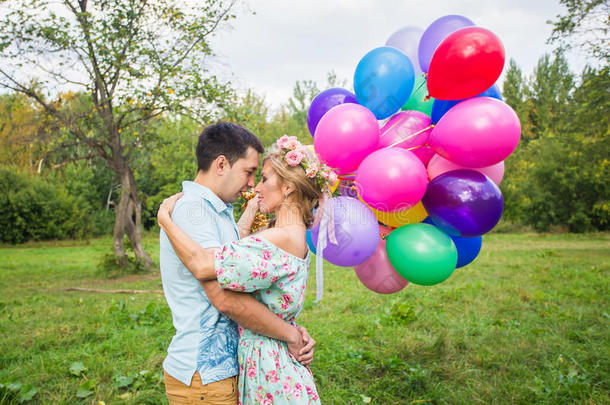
354 236 409 294
314 103 380 174
429 97 521 168
427 154 504 185
356 148 428 212
378 110 432 150
418 14 474 73
412 144 435 166
310 197 379 267
307 88 357 137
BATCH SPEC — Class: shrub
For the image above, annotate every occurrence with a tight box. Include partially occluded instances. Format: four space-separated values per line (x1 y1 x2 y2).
0 168 87 243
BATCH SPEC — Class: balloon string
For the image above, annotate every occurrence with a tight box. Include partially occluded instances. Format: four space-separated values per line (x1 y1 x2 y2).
405 144 425 151
380 80 430 139
383 124 434 149
379 113 410 138
413 77 427 94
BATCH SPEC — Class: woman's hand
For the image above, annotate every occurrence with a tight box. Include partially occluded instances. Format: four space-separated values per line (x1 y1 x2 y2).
296 326 315 366
286 326 315 366
157 192 184 229
244 193 261 213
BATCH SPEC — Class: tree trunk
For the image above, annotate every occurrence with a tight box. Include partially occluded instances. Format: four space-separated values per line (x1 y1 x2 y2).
112 156 154 269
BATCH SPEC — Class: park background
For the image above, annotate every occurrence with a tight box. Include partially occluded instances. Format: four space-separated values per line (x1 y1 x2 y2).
0 0 608 403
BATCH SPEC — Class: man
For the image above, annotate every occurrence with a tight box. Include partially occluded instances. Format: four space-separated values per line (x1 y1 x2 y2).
160 122 314 404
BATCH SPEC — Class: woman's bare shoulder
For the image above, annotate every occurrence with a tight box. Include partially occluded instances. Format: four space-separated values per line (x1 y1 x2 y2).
255 228 291 250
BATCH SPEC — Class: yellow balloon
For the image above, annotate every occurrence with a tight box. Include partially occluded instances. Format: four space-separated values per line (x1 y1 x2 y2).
330 178 339 193
359 197 428 228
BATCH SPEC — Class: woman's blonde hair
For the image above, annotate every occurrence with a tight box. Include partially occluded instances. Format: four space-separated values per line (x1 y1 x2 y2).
263 144 323 227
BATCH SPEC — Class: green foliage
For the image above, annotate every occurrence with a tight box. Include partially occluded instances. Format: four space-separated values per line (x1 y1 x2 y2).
49 161 118 236
0 380 38 404
548 0 610 64
0 233 609 403
502 54 609 232
134 116 201 229
97 242 148 278
0 167 88 243
69 362 87 377
75 379 97 398
0 0 243 266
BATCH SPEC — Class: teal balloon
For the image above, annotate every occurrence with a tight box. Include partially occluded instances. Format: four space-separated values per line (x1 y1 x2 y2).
306 229 316 254
401 74 434 116
386 223 457 285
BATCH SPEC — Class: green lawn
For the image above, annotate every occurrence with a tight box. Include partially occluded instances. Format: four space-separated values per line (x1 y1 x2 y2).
0 233 608 404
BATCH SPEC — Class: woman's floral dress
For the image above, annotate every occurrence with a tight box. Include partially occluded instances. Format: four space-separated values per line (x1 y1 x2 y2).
214 235 321 405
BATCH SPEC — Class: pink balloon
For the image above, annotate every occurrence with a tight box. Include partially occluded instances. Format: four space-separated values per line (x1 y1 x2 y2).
411 144 435 166
354 232 408 294
429 97 521 168
378 110 432 150
427 154 505 185
356 148 428 212
314 103 380 174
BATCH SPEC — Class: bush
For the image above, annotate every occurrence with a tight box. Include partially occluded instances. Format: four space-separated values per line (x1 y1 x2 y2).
49 161 117 236
0 168 87 243
96 238 147 278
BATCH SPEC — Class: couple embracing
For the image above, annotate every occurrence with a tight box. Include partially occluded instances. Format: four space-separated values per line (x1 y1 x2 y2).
158 122 336 404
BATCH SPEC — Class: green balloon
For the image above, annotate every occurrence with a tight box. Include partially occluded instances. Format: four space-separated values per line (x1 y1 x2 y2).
401 75 434 116
386 223 457 286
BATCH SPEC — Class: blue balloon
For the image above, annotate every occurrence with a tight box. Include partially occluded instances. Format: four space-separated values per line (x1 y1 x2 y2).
354 47 415 119
422 217 482 268
431 84 503 123
452 235 482 268
306 229 317 254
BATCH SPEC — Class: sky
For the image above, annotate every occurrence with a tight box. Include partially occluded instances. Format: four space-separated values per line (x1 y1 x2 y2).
208 0 586 110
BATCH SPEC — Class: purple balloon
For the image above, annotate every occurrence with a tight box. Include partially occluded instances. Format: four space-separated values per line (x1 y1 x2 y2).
422 170 503 237
418 15 474 73
385 26 424 76
338 181 359 198
310 197 379 267
307 88 358 137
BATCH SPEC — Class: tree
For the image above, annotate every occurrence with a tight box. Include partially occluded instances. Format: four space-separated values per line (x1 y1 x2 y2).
269 71 349 143
527 51 574 138
0 0 238 267
0 93 45 170
502 59 537 143
548 0 610 64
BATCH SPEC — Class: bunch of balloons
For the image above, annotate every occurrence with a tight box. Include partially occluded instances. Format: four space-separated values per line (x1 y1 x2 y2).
307 14 522 294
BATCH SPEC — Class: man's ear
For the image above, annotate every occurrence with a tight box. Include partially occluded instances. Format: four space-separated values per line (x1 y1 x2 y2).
214 155 230 175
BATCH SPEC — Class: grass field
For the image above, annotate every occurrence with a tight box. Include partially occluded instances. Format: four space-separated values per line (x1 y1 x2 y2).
0 232 608 404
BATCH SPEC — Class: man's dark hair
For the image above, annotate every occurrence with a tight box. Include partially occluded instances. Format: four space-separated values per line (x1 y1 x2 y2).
196 122 264 172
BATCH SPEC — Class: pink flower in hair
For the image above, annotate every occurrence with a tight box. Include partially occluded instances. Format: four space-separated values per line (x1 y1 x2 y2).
305 165 318 178
285 137 302 150
328 170 338 185
276 135 291 149
277 135 299 150
285 150 304 166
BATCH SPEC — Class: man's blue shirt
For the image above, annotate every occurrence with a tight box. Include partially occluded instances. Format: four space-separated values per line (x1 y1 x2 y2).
160 181 240 385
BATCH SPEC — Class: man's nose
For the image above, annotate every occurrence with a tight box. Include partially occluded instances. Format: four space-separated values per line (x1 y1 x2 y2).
247 175 256 188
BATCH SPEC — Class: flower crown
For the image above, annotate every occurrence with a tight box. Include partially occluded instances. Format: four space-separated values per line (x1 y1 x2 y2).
275 135 338 191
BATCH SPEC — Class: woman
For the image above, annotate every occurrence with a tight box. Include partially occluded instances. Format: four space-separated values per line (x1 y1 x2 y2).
158 135 336 404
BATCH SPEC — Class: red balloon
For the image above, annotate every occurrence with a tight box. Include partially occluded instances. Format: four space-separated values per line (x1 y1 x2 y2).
427 27 505 100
